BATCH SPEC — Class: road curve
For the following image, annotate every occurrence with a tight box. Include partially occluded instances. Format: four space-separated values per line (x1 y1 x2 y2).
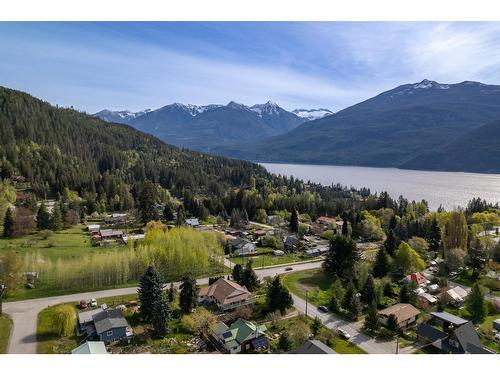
3 260 323 354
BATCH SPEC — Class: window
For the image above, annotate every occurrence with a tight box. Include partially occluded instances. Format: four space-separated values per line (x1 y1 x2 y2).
107 330 113 337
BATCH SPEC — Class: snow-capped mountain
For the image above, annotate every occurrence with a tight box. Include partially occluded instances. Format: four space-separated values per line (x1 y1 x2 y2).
292 108 333 121
93 109 152 123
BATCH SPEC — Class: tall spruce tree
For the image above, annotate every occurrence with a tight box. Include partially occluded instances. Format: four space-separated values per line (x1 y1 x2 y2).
176 204 186 227
342 283 362 320
36 203 51 230
241 260 259 292
289 208 299 233
363 301 380 332
384 230 397 257
3 207 13 237
138 181 159 224
51 204 63 231
179 275 198 314
138 265 169 326
373 247 390 278
231 263 244 284
163 204 174 222
466 283 487 323
266 276 293 314
324 235 360 280
360 275 376 305
428 216 441 253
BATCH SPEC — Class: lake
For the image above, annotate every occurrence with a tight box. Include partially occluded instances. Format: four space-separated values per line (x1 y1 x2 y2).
261 163 500 210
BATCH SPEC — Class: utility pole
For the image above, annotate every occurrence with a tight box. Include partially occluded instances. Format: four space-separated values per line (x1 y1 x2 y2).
0 284 5 315
305 290 308 317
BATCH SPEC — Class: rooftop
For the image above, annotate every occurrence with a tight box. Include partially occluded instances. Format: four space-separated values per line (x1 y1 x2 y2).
92 308 129 335
430 311 468 326
71 341 108 354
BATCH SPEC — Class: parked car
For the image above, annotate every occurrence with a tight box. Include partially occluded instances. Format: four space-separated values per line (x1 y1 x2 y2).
285 267 293 271
90 298 97 307
338 328 351 339
79 300 88 309
318 305 329 313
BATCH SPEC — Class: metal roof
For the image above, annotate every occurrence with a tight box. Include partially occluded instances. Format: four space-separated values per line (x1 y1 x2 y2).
71 341 108 354
430 311 468 326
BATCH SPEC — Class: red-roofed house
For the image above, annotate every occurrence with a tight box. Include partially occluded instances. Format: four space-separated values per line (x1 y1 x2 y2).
405 272 427 286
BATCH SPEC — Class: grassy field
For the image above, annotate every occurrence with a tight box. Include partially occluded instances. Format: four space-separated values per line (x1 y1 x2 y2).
230 252 320 268
0 314 13 354
0 224 123 261
281 268 335 307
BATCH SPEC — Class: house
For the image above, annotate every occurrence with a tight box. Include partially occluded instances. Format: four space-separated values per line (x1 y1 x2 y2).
254 229 266 238
284 236 299 251
198 278 253 311
77 308 104 334
378 303 420 330
444 286 469 306
417 311 493 354
87 224 100 234
185 218 200 227
104 213 128 224
71 341 108 354
229 238 257 256
290 339 336 354
418 293 437 310
91 308 133 344
427 284 440 294
402 272 427 286
273 250 285 256
317 216 337 227
99 229 124 239
211 318 267 353
121 234 145 244
493 319 500 331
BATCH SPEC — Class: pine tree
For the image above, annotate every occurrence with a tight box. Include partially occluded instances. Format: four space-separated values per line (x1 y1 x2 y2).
466 283 487 323
167 282 175 303
329 295 340 313
311 316 322 336
384 230 397 257
3 207 14 237
150 295 171 338
289 208 299 233
342 283 362 320
399 282 417 304
138 266 163 322
468 238 486 280
363 301 380 332
138 181 159 224
266 276 293 314
373 247 390 277
241 260 259 292
163 204 174 221
428 216 441 253
231 263 243 284
360 275 376 305
179 275 198 314
386 314 399 332
51 204 63 231
324 235 360 280
176 204 186 227
36 203 51 230
341 217 349 236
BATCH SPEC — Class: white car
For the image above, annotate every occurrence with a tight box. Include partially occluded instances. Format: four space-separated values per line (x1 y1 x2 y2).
90 298 97 307
338 328 351 339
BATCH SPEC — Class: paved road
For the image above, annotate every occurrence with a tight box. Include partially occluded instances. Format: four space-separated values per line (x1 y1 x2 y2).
291 294 398 354
3 260 323 354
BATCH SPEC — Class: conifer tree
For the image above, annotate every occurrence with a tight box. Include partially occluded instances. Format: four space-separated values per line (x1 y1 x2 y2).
176 204 186 227
36 203 51 230
241 260 259 292
179 275 198 314
342 283 362 320
278 332 292 352
138 265 166 323
373 247 390 278
384 230 397 257
363 301 380 332
289 208 299 233
163 204 174 221
3 207 13 237
466 283 487 323
231 263 243 284
51 203 63 231
266 276 293 314
360 275 376 305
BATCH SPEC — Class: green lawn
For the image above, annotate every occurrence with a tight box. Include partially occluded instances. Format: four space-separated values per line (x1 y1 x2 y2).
230 253 319 268
0 224 129 261
0 314 13 354
281 268 335 307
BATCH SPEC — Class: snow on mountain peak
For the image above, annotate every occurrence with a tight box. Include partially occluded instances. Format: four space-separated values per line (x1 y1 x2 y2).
292 108 333 121
250 101 284 116
412 79 449 90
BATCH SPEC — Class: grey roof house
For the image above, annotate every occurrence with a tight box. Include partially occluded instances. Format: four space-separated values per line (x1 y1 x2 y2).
92 308 133 343
290 340 336 354
417 311 494 354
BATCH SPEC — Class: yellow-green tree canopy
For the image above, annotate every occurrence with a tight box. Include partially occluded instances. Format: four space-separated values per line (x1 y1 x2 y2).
395 241 425 274
53 304 77 337
442 211 468 252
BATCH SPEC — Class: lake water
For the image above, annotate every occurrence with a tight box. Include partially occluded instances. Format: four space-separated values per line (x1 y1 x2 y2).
261 163 500 210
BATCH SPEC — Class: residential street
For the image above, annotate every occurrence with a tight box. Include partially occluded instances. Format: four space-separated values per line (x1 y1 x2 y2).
2 260 323 354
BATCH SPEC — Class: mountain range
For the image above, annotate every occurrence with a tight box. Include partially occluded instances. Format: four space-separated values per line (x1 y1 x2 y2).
94 102 332 152
214 79 500 173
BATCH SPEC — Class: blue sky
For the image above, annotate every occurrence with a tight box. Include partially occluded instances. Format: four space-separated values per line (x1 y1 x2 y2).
1 22 500 113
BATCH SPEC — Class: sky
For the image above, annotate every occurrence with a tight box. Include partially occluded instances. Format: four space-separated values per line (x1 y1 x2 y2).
1 22 500 113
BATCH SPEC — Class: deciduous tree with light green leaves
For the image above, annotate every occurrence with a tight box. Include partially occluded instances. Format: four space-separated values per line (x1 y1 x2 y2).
394 241 425 274
53 305 77 337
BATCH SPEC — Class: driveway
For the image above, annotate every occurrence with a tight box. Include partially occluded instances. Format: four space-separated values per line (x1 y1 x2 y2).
3 260 323 354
